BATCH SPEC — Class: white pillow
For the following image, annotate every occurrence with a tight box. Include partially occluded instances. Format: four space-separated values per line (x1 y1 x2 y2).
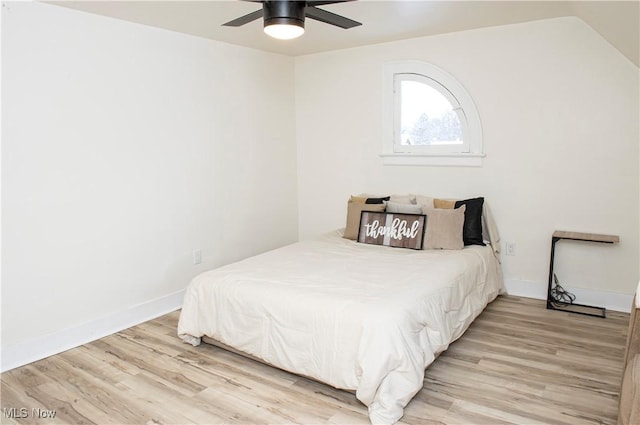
414 194 435 209
389 194 416 204
386 201 423 214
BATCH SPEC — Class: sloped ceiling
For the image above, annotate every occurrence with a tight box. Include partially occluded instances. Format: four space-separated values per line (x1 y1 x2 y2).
50 1 639 66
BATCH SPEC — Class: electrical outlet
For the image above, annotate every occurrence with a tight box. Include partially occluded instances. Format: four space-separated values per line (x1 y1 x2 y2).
505 242 516 256
192 249 202 265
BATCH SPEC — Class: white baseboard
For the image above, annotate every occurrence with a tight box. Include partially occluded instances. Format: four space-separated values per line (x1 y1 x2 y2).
1 289 185 373
504 279 633 313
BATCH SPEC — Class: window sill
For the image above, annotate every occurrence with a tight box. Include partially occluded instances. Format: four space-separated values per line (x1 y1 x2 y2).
380 153 485 167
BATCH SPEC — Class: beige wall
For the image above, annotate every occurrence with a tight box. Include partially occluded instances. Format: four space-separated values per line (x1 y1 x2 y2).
295 17 639 298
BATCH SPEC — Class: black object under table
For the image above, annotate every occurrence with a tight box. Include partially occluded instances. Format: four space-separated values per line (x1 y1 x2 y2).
547 230 619 319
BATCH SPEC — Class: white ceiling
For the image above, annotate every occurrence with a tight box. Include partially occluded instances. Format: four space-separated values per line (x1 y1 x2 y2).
50 1 639 66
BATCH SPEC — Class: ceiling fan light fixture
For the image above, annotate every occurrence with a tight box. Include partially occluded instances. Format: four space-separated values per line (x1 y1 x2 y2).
222 1 362 40
264 18 305 40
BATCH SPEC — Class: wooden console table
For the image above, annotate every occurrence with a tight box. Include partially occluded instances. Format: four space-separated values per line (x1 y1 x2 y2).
547 230 619 318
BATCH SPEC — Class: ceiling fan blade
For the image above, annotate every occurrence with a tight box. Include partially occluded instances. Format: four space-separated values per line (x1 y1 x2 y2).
305 5 361 29
222 9 264 27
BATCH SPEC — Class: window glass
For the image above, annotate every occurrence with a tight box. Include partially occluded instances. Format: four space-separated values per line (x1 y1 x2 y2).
399 78 463 147
382 61 484 166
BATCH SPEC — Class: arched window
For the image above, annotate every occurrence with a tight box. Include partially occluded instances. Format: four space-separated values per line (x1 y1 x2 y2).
382 61 484 166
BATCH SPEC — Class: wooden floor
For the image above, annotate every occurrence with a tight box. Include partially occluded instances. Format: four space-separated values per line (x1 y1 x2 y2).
1 296 629 425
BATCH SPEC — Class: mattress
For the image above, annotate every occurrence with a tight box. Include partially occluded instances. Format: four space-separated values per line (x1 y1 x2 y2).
178 230 504 424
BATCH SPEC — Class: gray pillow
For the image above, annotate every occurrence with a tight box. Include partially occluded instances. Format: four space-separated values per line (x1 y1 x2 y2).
386 201 423 214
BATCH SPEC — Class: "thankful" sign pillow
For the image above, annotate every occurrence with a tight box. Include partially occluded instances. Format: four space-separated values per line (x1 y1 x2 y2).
357 211 426 250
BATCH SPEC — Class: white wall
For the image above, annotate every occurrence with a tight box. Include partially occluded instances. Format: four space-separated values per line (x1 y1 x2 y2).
295 17 639 300
2 5 637 372
2 2 298 369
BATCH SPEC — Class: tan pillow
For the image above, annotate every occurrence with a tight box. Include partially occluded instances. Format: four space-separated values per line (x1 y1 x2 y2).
423 205 466 250
434 198 457 209
350 195 368 204
343 201 386 240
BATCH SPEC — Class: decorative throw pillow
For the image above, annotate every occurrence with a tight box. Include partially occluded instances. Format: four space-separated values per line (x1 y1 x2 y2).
434 198 457 209
389 194 416 205
415 194 435 209
350 195 368 203
423 205 466 250
357 211 426 250
454 197 486 246
365 196 390 204
343 201 386 240
386 201 423 214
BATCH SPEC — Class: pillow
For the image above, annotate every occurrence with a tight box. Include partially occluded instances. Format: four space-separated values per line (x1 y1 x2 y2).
434 198 457 209
482 203 500 254
386 201 423 214
365 196 390 204
350 195 368 203
454 197 485 246
343 201 386 240
415 194 435 209
422 205 466 250
357 211 426 250
389 194 416 205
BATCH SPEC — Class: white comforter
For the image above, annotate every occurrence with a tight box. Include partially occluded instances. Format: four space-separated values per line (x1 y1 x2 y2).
178 231 504 424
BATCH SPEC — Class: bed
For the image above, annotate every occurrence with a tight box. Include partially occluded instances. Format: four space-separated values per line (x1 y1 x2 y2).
178 196 505 424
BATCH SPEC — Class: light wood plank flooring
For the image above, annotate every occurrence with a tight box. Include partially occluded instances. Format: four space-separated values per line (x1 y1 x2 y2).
1 296 629 425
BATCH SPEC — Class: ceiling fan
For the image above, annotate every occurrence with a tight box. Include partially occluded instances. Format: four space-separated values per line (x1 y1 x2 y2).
222 1 362 40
